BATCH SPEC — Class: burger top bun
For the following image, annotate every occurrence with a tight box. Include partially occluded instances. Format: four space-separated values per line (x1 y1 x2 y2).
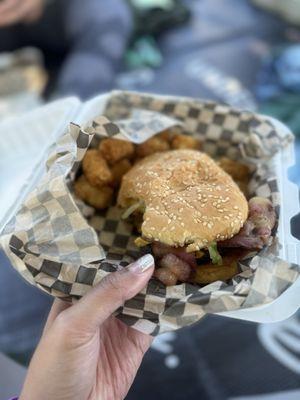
118 149 248 252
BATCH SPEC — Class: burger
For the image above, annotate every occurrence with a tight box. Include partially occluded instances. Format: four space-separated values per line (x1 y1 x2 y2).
117 149 276 286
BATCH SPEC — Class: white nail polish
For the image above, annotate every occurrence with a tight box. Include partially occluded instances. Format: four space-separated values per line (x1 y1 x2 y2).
128 254 154 274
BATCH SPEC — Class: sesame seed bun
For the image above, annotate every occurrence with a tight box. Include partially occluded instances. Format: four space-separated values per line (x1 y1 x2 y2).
117 149 248 252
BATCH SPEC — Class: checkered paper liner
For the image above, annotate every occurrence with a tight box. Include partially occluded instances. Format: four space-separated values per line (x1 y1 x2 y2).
2 91 299 335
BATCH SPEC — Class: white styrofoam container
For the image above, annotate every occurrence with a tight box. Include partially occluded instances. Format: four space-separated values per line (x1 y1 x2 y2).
0 94 299 323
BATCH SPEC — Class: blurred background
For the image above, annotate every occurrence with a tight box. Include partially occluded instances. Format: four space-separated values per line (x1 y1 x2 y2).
0 0 299 399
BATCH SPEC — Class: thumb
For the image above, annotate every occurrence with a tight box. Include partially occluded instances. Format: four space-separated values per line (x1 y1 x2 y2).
63 254 154 332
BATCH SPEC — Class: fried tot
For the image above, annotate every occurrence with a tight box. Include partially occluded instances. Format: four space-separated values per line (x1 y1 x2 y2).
136 136 170 158
171 134 201 150
218 157 250 182
99 138 135 165
74 175 113 210
111 159 132 187
82 149 112 188
158 130 173 142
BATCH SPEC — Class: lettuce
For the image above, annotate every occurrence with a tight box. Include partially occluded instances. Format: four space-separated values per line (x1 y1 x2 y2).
208 242 222 265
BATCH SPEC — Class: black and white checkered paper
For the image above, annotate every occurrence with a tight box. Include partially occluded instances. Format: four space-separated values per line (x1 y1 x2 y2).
1 91 299 335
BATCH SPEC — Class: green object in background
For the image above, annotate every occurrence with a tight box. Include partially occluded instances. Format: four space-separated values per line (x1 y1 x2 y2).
125 36 163 69
131 0 173 10
125 0 190 69
260 93 300 137
127 0 190 37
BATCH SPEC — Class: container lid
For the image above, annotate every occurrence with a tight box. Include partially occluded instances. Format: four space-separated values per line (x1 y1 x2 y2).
0 97 80 234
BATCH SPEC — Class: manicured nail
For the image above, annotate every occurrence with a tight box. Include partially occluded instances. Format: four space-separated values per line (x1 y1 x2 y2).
128 254 154 274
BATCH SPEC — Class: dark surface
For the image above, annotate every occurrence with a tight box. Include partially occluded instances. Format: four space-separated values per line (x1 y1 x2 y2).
0 251 51 359
128 315 300 399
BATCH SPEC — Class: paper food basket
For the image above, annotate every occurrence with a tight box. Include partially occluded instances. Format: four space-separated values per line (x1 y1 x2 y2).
0 92 299 334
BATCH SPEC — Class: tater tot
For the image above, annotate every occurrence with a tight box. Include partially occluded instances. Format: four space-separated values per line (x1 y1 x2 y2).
218 157 250 182
74 175 113 210
82 149 112 188
171 134 201 150
99 138 135 165
158 130 173 142
154 267 178 286
136 136 170 158
111 159 132 187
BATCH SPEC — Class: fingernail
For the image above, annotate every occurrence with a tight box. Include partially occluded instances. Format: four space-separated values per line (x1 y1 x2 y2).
127 254 154 274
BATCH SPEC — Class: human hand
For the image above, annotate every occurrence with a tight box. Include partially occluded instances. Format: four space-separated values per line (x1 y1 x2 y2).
0 0 44 27
20 254 155 400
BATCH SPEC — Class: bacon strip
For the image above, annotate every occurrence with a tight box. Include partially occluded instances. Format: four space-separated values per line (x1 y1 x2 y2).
220 197 276 249
152 242 197 268
160 254 192 281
